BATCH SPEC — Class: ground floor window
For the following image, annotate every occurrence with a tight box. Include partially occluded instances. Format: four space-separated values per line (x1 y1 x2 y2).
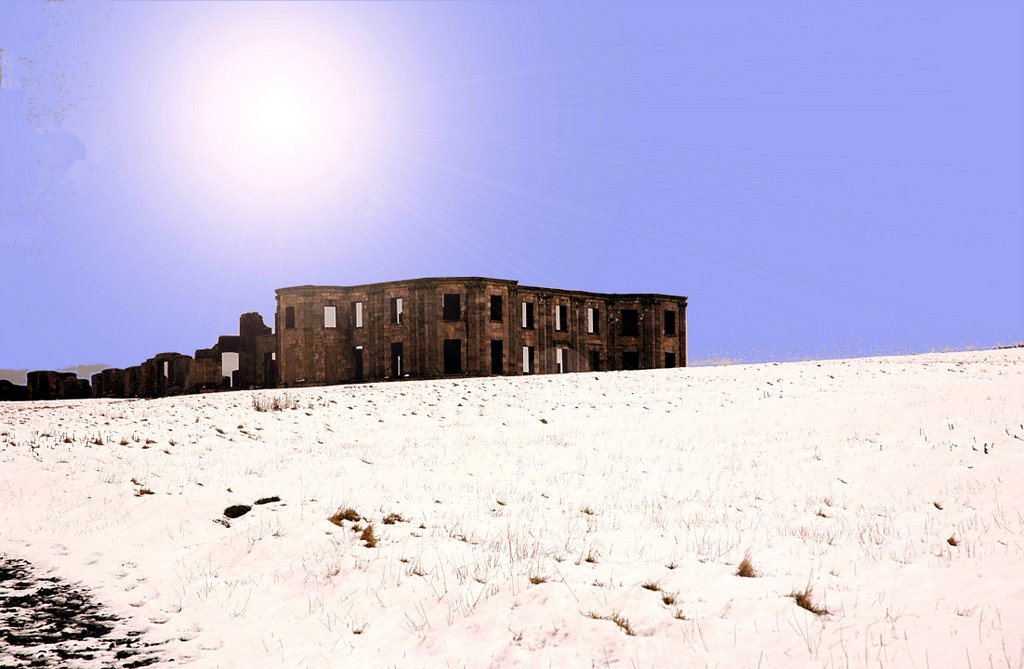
353 346 364 381
391 342 404 377
522 346 535 374
444 339 462 374
491 340 503 374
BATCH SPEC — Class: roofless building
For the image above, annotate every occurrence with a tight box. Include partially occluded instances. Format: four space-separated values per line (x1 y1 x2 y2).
275 277 687 387
2 277 687 401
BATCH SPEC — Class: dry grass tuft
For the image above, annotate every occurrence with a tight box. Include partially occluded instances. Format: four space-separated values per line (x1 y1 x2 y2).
382 512 405 525
609 612 635 636
328 507 362 526
584 611 635 636
252 393 297 412
360 524 377 548
529 575 548 585
736 552 758 578
641 581 661 592
790 584 828 615
947 535 960 546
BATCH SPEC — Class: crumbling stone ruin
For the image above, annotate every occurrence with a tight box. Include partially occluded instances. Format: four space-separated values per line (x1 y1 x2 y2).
2 277 686 401
277 277 687 386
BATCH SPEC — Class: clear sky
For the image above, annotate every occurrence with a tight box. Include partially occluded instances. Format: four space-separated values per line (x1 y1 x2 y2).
1 1 1021 378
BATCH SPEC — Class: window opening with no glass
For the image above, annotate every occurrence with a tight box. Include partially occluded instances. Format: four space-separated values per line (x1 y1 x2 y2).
621 309 639 337
443 294 461 321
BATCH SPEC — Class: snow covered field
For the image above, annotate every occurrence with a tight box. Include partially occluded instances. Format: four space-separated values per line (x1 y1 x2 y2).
1 348 1022 668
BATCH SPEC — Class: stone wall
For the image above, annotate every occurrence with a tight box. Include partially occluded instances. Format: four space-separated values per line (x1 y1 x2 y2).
275 277 687 387
0 380 29 401
24 371 89 401
4 277 686 402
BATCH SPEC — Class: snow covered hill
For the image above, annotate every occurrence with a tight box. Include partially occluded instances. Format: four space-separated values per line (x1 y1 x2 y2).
2 349 1022 668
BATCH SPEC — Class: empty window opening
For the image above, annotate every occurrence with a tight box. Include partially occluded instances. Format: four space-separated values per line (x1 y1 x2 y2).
522 346 535 374
391 342 404 377
665 351 676 368
587 307 600 334
443 339 463 374
622 351 640 371
162 361 169 379
391 297 403 325
221 352 239 388
490 295 503 322
522 302 534 329
263 351 275 382
353 302 364 328
589 350 601 371
490 340 503 374
285 306 295 330
556 348 569 373
353 346 364 381
443 294 461 321
621 309 639 336
324 305 337 329
555 305 568 332
664 310 676 336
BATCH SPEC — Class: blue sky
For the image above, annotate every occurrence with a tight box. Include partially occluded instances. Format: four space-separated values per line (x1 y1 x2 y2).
1 1 1021 376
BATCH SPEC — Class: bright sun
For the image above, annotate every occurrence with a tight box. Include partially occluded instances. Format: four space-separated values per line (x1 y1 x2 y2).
165 12 383 218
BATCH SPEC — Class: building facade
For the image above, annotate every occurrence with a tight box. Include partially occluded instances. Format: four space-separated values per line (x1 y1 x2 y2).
275 277 687 387
2 277 687 401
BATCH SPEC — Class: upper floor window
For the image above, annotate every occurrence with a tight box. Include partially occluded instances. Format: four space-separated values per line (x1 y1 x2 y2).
490 295 503 322
522 301 535 329
443 294 461 321
285 306 295 330
587 307 600 334
391 297 404 325
324 306 337 329
352 301 364 328
555 304 568 332
664 310 676 336
621 309 639 337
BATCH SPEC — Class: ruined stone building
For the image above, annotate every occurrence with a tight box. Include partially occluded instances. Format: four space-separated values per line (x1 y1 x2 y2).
276 277 687 386
1 277 687 401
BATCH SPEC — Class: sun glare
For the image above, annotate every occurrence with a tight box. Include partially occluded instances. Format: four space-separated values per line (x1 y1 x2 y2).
246 90 310 151
164 13 382 219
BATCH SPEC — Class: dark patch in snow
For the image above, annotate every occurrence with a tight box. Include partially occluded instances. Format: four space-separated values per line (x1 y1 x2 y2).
0 555 164 667
224 504 251 518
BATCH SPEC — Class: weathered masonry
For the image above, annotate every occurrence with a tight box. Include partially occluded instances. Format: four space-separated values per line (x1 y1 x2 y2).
276 277 686 387
1 277 686 401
